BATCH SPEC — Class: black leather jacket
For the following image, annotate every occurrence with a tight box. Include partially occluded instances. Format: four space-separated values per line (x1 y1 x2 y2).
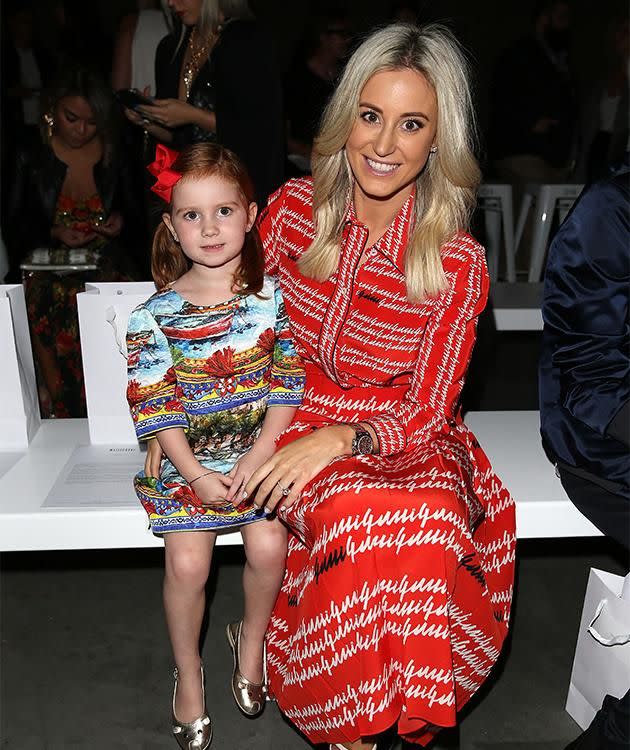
4 138 146 276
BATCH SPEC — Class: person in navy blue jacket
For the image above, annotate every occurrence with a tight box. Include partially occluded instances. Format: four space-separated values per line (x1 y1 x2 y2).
539 161 629 749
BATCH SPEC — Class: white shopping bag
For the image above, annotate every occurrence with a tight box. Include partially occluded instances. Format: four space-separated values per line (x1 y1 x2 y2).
0 284 41 449
77 281 156 444
566 568 630 729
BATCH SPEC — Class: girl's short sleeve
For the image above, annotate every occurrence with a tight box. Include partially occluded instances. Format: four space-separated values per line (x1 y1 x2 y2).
126 305 188 440
268 277 305 407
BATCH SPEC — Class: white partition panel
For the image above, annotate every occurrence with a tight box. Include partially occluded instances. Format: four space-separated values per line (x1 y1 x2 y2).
0 284 40 449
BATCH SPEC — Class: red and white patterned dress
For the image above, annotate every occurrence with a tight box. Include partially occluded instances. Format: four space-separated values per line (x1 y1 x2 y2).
258 177 516 746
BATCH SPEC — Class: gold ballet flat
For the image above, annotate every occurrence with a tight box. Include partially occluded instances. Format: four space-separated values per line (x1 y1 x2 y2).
172 665 212 750
226 620 266 717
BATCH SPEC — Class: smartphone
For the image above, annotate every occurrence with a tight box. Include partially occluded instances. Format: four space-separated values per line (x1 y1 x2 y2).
115 88 155 111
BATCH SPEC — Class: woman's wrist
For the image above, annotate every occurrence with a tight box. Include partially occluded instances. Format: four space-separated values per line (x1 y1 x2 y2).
189 105 216 133
323 424 355 455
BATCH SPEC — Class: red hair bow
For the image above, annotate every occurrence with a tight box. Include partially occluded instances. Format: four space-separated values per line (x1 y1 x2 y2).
147 144 182 203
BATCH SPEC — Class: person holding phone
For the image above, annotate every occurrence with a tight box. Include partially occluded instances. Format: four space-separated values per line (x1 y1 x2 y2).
124 0 284 206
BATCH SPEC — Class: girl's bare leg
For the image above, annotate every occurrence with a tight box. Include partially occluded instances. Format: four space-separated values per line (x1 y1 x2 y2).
237 518 288 682
163 530 216 721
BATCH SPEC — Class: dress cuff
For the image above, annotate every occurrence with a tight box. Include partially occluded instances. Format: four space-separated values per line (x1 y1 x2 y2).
132 405 188 441
364 415 407 456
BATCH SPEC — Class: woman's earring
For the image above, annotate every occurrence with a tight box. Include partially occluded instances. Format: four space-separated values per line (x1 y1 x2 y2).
430 145 438 153
43 112 54 141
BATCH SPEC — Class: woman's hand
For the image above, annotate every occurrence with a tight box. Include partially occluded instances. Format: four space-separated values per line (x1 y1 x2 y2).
136 98 205 129
144 438 164 477
51 226 97 248
225 440 277 503
192 472 233 507
124 106 147 127
94 211 123 238
244 425 353 514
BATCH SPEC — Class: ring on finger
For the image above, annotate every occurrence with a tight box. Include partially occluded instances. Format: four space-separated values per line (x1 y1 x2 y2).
276 481 291 497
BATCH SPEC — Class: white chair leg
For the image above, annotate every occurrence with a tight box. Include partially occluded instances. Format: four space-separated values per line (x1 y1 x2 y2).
483 199 501 282
528 185 554 282
514 192 533 259
501 187 516 283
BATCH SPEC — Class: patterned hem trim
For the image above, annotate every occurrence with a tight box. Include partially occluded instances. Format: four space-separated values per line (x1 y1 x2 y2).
148 511 266 534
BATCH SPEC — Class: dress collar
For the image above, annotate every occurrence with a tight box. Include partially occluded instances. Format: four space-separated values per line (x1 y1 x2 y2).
344 187 415 273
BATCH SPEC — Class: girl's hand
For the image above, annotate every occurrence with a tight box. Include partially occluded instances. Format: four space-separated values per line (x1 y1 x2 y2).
244 426 352 514
225 440 276 502
192 472 233 507
94 211 123 238
136 98 201 129
144 438 164 477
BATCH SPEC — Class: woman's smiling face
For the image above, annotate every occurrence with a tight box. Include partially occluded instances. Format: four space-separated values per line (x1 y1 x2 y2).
344 67 438 208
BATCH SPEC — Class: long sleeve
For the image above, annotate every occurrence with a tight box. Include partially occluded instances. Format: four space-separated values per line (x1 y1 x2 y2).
126 304 188 440
4 147 52 273
542 177 630 440
268 277 304 407
365 248 489 455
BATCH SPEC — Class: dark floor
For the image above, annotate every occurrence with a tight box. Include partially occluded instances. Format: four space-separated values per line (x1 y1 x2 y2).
1 332 627 749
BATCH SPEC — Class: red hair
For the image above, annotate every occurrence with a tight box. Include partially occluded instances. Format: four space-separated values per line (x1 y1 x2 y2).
151 142 264 294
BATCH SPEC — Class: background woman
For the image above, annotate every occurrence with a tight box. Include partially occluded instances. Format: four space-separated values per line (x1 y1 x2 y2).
245 23 517 749
5 66 145 417
126 0 284 206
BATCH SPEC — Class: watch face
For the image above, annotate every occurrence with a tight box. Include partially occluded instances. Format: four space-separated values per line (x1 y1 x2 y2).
354 431 373 455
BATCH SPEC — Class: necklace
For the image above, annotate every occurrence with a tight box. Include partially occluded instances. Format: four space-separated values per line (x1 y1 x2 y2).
183 26 215 100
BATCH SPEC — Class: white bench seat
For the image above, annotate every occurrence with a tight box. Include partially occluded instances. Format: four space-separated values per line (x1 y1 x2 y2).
0 413 599 552
491 282 543 331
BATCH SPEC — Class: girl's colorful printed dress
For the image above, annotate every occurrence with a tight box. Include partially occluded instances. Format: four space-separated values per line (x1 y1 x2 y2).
258 178 517 746
126 275 304 532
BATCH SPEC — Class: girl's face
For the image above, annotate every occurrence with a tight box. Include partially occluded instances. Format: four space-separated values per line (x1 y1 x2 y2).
344 67 438 209
54 95 99 149
163 175 257 276
167 0 203 27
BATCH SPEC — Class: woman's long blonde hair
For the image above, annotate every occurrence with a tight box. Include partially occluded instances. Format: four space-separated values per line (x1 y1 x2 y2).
173 0 253 51
301 22 481 302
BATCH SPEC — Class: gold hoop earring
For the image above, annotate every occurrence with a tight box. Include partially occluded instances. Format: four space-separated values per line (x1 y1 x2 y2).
43 112 54 142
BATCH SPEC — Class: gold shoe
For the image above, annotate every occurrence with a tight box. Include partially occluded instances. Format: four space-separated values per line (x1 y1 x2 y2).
172 665 212 750
226 620 266 716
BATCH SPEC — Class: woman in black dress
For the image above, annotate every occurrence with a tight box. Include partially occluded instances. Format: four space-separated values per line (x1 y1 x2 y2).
126 0 284 206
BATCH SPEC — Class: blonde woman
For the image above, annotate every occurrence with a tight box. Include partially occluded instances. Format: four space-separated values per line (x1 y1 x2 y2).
144 21 517 750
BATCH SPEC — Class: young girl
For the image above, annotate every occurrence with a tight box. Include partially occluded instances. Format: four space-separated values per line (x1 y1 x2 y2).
126 142 304 750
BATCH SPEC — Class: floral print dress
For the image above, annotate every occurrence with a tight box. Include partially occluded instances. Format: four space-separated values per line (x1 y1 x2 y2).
126 276 305 533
